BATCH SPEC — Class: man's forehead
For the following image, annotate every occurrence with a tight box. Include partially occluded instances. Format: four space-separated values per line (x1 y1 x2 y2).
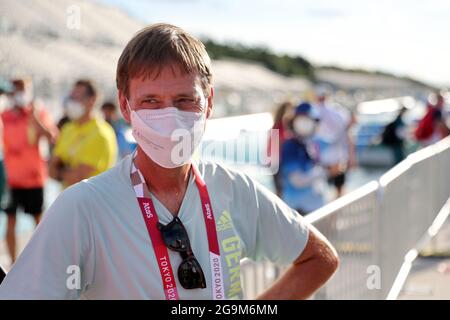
72 85 84 94
129 69 202 97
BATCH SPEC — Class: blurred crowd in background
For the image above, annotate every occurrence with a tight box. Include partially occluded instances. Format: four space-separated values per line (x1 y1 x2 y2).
0 75 449 265
0 77 133 263
270 88 450 215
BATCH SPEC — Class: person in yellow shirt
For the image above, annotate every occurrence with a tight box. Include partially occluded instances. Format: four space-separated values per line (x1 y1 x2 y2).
49 80 117 187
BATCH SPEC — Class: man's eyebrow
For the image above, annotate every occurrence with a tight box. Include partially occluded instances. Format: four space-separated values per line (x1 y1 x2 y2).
136 92 199 100
137 94 160 100
174 92 199 98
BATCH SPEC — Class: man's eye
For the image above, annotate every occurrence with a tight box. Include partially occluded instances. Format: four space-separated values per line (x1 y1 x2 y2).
178 98 194 103
143 99 158 104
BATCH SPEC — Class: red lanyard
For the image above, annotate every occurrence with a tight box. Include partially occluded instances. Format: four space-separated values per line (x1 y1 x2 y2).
131 159 224 300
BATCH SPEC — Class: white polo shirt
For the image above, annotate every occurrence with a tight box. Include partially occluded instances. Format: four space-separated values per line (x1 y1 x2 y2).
316 103 352 166
0 154 309 299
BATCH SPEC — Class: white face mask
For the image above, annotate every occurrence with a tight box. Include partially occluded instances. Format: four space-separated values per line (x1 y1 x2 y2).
13 91 32 107
66 99 86 120
0 95 13 112
293 116 316 138
127 100 207 168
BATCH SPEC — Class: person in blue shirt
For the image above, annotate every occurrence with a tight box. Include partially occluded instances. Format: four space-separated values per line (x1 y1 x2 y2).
101 101 136 159
280 102 325 215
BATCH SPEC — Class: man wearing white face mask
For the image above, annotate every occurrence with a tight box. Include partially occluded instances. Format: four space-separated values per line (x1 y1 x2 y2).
0 78 58 265
0 24 338 300
49 80 117 187
315 88 355 198
279 102 326 215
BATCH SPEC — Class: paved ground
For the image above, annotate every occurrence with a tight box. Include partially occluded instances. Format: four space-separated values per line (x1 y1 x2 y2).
398 257 450 299
398 216 450 300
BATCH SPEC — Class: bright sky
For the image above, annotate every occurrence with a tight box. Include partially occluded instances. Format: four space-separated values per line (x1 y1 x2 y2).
99 0 450 87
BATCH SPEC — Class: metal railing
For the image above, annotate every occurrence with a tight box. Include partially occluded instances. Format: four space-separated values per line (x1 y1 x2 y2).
241 136 450 299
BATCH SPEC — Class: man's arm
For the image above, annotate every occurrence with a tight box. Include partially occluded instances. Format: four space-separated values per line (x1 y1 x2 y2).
49 156 64 181
229 168 338 299
29 103 58 143
346 112 357 169
49 156 95 186
256 224 339 300
61 164 96 186
347 130 357 169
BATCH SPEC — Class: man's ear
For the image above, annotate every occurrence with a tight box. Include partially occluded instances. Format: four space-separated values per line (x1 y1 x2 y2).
118 90 130 123
206 86 214 119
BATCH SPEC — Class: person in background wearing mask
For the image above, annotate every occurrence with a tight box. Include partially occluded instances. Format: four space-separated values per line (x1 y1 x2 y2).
101 101 135 159
315 88 355 199
280 102 325 215
0 24 338 300
0 78 58 265
48 80 117 187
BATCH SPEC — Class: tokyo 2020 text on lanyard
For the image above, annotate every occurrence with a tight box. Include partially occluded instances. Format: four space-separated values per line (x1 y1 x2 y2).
130 155 224 300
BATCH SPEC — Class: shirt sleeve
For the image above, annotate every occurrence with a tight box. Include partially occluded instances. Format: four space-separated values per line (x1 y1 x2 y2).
0 184 96 299
232 170 310 265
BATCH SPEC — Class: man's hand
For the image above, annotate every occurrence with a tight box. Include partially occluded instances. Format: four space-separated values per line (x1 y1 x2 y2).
49 156 95 186
61 164 95 186
256 224 339 300
49 156 65 182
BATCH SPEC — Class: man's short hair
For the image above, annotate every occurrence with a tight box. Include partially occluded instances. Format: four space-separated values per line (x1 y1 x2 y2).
75 79 97 99
116 23 213 97
12 77 33 91
101 101 118 112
